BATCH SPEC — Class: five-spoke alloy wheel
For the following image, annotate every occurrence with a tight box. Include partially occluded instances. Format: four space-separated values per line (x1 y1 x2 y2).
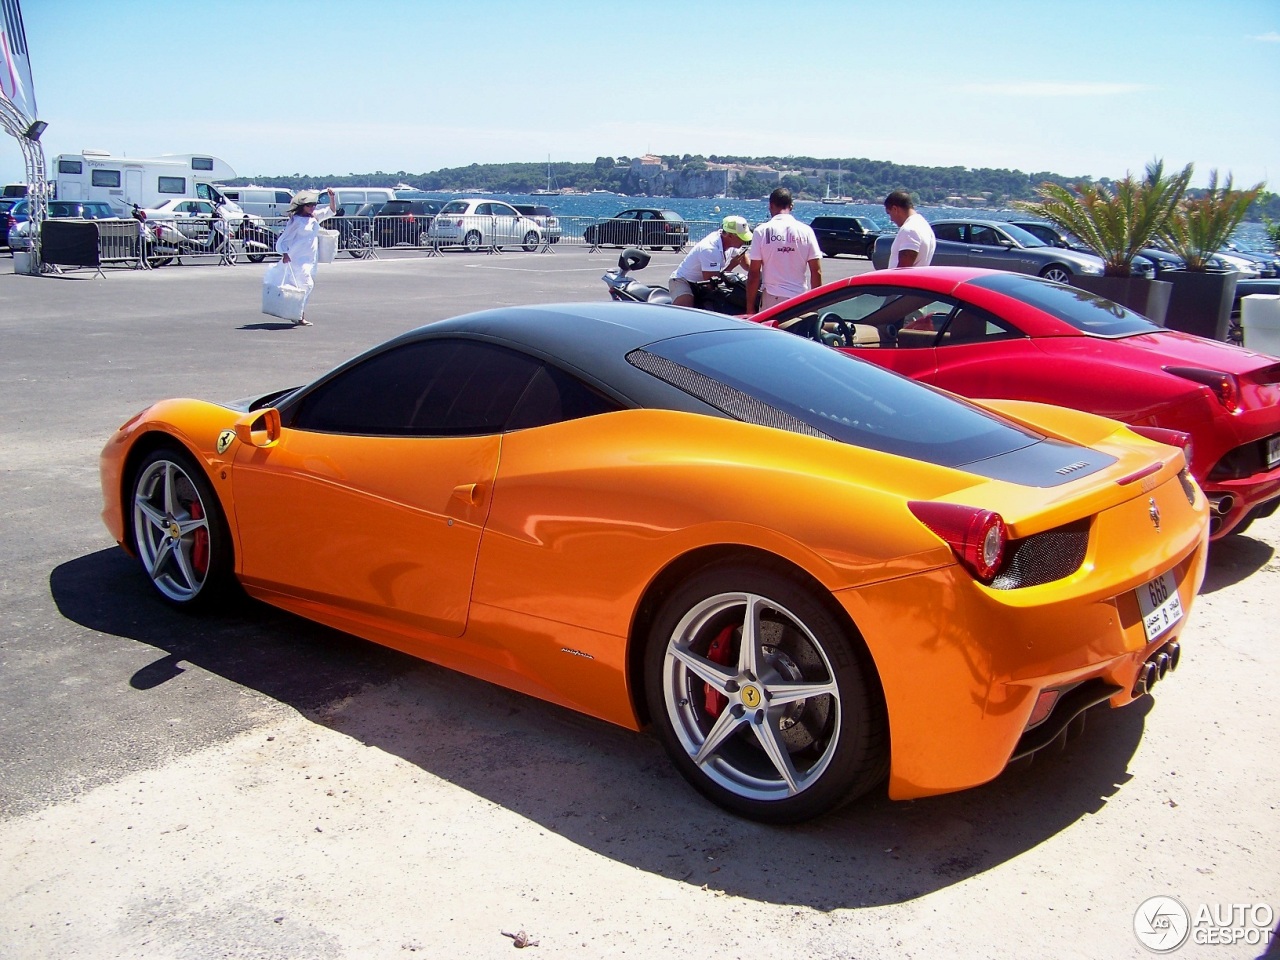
130 448 231 607
644 564 886 823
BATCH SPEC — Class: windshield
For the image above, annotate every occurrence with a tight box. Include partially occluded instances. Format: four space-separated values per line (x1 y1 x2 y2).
635 329 1042 467
970 273 1163 336
1000 222 1048 248
440 201 469 214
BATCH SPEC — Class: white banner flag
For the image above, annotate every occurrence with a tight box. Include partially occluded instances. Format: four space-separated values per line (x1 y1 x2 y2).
0 0 37 125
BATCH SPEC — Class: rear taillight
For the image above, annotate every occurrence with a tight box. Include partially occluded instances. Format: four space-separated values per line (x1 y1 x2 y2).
908 501 1007 583
1128 424 1193 466
1164 366 1241 413
403 214 415 222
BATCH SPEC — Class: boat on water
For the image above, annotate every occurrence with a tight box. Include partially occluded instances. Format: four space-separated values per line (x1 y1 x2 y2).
531 156 558 195
821 165 852 204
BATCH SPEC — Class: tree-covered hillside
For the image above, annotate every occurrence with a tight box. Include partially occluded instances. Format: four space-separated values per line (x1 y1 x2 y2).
232 155 1280 220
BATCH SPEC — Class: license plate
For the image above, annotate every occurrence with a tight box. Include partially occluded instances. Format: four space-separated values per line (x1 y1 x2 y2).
1137 570 1183 642
1267 434 1280 469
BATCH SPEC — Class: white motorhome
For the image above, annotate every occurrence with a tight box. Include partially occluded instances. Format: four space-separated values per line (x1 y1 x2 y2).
53 151 244 214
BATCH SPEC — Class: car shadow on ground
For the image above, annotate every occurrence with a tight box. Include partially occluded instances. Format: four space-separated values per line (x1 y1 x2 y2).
237 321 306 331
53 547 1154 910
1199 533 1276 594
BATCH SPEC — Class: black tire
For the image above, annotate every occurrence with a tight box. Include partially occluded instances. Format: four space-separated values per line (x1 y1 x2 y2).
129 446 234 609
248 252 265 263
1039 264 1073 284
643 562 886 823
464 231 482 252
148 256 173 268
522 231 539 252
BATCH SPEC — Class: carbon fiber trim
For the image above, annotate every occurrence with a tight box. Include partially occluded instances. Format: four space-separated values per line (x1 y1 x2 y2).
627 349 833 440
991 519 1090 590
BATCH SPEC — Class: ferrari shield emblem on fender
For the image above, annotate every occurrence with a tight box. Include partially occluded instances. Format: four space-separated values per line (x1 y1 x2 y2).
216 430 236 455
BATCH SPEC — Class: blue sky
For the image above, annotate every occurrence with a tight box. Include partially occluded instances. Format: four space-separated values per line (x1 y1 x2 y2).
3 0 1278 188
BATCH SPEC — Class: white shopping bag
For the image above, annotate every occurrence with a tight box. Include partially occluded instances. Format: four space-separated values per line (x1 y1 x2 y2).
317 228 338 264
261 262 306 322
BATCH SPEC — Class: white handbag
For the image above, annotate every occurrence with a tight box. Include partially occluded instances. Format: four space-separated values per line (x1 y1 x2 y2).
317 228 339 264
261 262 307 322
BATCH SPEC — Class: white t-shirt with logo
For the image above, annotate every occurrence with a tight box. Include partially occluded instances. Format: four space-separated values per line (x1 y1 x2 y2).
888 211 936 268
749 213 822 299
672 230 729 282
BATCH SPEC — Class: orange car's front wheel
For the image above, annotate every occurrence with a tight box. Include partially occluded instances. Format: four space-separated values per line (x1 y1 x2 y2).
644 563 887 824
130 447 233 609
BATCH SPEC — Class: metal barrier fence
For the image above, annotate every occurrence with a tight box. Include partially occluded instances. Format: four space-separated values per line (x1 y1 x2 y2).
18 211 734 272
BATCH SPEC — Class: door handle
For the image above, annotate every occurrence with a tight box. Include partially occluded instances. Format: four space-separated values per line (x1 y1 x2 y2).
452 483 483 505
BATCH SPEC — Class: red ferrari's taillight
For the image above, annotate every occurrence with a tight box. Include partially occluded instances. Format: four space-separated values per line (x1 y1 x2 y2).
1128 424 1193 466
908 501 1007 583
1164 366 1241 413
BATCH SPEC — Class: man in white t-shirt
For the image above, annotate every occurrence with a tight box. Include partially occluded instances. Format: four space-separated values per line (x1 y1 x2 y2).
884 190 936 268
669 215 753 306
746 187 823 311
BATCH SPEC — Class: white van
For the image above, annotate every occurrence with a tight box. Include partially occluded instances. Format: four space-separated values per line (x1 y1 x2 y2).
215 185 295 219
324 187 397 213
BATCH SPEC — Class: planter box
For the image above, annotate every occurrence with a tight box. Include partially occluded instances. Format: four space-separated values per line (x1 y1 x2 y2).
1163 269 1239 341
1074 276 1172 326
12 250 36 275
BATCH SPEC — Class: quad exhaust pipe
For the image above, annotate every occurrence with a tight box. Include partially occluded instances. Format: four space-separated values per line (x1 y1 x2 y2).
1208 493 1235 517
1133 640 1181 698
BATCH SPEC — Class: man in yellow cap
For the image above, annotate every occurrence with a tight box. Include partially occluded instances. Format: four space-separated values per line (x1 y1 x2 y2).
668 214 753 307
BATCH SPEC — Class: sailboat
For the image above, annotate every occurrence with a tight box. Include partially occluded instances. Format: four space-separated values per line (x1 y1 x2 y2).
820 165 851 204
531 156 558 196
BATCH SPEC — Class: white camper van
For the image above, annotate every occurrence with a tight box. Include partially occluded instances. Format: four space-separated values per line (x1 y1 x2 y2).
53 151 247 217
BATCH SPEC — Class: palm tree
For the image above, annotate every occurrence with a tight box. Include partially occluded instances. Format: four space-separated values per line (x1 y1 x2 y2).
1161 171 1266 271
1016 160 1192 277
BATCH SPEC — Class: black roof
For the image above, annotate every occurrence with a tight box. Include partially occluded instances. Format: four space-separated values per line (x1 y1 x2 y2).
307 302 757 416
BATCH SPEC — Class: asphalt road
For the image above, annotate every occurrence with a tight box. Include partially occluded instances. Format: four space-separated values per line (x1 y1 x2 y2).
0 247 1276 959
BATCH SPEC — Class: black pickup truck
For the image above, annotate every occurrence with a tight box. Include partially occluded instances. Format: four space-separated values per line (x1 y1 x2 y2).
809 215 882 258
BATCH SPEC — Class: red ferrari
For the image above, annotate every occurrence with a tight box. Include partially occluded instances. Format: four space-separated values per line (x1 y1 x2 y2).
753 267 1280 539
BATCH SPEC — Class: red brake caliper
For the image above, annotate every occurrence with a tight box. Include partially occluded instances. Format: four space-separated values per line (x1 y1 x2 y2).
703 625 735 718
189 499 209 576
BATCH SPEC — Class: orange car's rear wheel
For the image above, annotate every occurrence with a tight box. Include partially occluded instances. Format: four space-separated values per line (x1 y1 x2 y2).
644 564 886 823
130 447 233 608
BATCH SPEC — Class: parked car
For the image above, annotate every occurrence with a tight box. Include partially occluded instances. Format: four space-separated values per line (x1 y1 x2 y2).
810 215 881 258
583 208 689 250
0 198 18 249
139 198 225 241
426 199 544 251
1008 220 1161 278
873 219 1107 284
7 200 121 251
753 266 1280 539
512 203 561 243
99 300 1206 822
373 199 441 247
325 201 383 258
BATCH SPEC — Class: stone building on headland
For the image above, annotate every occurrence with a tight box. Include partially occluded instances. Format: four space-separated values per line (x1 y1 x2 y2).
626 156 785 198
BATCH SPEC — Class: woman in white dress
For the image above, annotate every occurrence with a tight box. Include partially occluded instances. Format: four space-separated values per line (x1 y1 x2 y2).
275 188 335 326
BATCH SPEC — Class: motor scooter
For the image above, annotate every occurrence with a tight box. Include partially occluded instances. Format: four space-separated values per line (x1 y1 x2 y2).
601 247 751 314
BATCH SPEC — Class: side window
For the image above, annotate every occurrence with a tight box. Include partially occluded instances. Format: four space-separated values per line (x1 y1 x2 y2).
294 340 541 436
938 306 1021 346
276 191 293 204
475 203 494 216
59 160 83 175
507 365 621 430
932 223 964 242
970 225 1000 246
770 288 957 348
91 169 122 188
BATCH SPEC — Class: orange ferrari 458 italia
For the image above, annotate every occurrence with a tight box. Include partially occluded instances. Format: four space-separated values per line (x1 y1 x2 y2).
100 303 1209 822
